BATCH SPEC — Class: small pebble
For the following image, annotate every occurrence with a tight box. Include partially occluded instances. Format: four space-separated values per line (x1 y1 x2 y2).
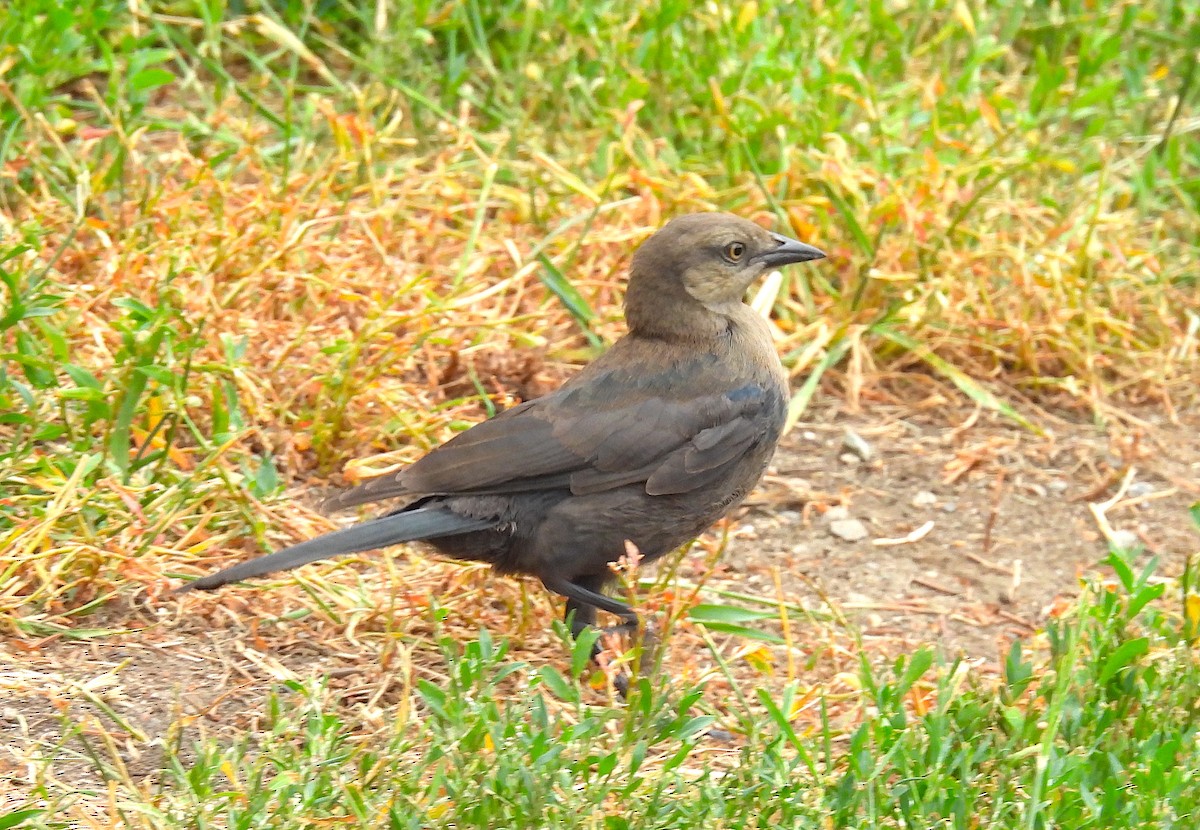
912 490 937 507
1127 481 1155 499
839 452 862 466
842 427 873 461
824 505 850 522
1110 529 1139 551
802 431 818 441
829 518 869 542
1048 479 1069 493
941 501 958 514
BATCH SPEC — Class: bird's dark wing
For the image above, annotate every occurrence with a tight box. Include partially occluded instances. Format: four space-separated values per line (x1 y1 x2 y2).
328 359 782 510
323 401 563 510
562 379 777 496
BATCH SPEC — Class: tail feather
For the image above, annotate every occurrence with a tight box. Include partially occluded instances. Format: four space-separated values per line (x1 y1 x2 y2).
176 507 493 593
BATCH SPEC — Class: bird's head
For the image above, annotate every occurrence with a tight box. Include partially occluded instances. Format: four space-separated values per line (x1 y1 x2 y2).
625 213 825 338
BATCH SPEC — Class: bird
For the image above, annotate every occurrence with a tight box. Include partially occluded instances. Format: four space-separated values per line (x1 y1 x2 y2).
177 213 825 663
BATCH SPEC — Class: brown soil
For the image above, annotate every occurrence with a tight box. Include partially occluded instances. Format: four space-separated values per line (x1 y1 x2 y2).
731 403 1199 662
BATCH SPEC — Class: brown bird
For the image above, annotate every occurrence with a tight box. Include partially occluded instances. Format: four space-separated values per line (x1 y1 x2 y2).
178 213 825 655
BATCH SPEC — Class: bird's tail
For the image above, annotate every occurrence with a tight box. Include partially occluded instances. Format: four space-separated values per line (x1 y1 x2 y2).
175 507 493 593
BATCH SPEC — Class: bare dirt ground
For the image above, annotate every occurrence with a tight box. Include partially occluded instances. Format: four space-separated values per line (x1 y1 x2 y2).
3 402 1198 802
730 402 1199 661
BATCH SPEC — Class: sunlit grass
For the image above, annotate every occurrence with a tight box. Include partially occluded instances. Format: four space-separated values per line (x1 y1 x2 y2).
2 1 1200 824
7 547 1200 828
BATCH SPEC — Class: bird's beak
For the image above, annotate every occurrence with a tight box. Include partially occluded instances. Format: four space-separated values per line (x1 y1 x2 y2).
755 232 827 266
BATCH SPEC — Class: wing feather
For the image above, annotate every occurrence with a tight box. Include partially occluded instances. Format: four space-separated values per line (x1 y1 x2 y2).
326 362 780 510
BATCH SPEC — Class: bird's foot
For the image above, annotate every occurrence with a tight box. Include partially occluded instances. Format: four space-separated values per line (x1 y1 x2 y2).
592 619 659 698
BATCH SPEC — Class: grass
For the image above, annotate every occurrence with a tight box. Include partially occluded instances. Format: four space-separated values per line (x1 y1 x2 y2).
2 0 1199 826
7 546 1200 827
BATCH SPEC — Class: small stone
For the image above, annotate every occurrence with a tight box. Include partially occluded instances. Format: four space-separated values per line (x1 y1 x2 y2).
839 453 862 466
802 431 818 441
1048 479 1069 493
1110 529 1139 551
824 505 850 522
842 427 873 461
1127 481 1155 499
941 501 958 514
829 518 869 542
912 490 937 507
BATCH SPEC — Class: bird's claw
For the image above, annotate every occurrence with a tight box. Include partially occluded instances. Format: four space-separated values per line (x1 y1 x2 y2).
592 618 660 698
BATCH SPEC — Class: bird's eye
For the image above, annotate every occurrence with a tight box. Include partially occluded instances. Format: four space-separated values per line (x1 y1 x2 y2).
723 242 746 262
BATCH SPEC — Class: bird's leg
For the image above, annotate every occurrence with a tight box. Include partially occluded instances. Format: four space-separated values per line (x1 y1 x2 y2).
564 594 598 640
544 574 639 636
544 575 636 618
544 574 643 692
